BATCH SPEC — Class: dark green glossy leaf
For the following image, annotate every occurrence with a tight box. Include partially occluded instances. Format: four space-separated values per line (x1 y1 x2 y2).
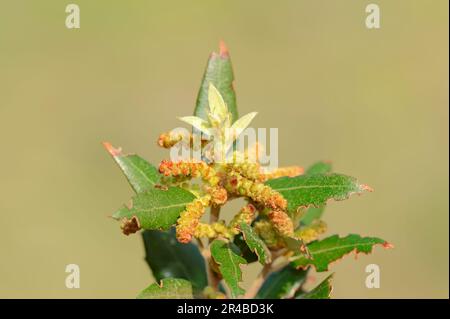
291 234 391 272
194 42 238 123
113 187 196 230
296 274 334 299
240 223 271 265
103 142 160 193
256 265 307 299
266 173 372 212
142 228 207 294
210 239 247 298
137 278 193 299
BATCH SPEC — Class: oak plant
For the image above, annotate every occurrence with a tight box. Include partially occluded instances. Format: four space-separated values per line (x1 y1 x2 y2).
104 42 392 299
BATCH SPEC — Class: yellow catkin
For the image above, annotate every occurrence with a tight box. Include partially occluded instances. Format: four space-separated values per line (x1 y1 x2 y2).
267 210 294 237
224 172 287 210
194 221 234 239
207 186 228 206
157 132 183 148
227 162 262 181
159 160 219 186
294 220 327 244
158 132 208 149
176 195 211 243
229 204 256 233
263 166 304 181
253 220 285 249
193 204 257 239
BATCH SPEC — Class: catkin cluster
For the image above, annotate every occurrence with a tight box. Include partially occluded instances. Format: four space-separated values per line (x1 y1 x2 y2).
156 137 303 245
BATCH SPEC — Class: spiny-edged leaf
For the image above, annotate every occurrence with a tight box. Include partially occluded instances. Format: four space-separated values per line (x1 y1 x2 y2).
137 278 193 299
194 41 238 123
210 239 247 298
103 142 160 193
240 223 271 265
305 161 332 175
142 229 207 295
233 234 258 263
300 161 333 225
291 234 392 272
256 265 307 299
296 274 333 299
113 187 196 230
266 173 372 211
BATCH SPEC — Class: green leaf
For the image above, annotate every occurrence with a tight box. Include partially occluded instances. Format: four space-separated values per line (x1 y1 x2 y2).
137 278 193 299
239 223 271 265
210 239 247 298
300 207 325 226
300 161 333 225
291 234 392 272
113 187 196 230
296 274 334 299
256 265 307 299
194 42 238 123
142 228 207 295
305 161 332 175
103 142 160 193
266 173 372 212
233 234 258 264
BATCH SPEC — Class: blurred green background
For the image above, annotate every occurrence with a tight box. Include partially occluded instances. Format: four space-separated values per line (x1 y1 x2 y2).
0 0 448 298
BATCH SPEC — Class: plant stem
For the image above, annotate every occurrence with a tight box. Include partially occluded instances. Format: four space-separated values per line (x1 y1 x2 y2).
206 206 222 291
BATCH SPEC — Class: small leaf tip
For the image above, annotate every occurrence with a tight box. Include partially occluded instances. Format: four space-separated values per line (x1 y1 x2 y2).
219 40 229 57
102 142 122 157
383 242 394 249
360 184 374 192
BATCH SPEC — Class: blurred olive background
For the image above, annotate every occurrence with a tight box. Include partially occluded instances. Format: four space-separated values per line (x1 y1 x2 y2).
0 0 448 298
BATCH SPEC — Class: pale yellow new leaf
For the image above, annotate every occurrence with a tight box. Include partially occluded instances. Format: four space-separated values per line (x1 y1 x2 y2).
178 116 212 136
208 83 229 122
230 112 258 136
